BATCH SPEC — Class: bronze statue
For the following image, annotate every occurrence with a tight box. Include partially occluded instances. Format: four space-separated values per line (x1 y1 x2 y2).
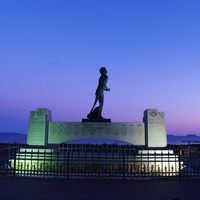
88 67 110 119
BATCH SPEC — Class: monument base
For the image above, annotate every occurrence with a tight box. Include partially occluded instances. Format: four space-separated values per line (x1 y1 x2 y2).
27 108 166 147
82 118 111 122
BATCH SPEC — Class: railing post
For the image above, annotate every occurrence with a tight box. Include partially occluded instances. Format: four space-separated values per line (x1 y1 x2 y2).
178 146 181 180
67 151 69 179
123 152 125 180
13 150 17 177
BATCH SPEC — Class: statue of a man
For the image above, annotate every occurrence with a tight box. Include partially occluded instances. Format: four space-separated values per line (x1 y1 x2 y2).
88 67 110 119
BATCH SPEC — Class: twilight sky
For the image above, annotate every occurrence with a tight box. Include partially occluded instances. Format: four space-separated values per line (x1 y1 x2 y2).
1 0 200 136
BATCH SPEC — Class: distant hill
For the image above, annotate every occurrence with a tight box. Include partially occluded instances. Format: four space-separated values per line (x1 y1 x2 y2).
0 132 27 143
167 135 200 144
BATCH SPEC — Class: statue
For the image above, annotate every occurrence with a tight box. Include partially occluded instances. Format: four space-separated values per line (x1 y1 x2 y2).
87 67 110 120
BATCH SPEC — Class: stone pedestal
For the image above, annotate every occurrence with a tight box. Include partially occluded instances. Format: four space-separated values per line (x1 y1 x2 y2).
82 118 111 122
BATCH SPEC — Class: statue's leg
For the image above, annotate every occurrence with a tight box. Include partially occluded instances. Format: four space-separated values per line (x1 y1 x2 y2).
90 95 99 113
98 95 104 118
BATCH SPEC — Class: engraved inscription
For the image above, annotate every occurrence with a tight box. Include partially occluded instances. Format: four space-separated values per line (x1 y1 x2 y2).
48 122 145 145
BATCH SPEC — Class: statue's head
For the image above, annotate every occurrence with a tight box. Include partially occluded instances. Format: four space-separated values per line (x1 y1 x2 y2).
100 67 107 75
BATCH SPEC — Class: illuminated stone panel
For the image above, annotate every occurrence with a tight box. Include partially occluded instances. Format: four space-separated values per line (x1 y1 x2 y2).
27 108 52 146
143 109 167 147
48 122 145 145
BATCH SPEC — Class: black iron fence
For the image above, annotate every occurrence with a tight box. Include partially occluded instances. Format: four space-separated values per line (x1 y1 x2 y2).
1 143 200 180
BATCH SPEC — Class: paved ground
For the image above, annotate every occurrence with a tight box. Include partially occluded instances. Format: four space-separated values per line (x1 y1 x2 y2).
0 177 199 200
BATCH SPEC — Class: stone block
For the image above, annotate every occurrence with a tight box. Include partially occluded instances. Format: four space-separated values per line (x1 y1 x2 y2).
143 109 167 147
27 108 52 146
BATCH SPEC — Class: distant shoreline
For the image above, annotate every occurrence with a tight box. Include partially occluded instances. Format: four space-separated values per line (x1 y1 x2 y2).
1 132 200 144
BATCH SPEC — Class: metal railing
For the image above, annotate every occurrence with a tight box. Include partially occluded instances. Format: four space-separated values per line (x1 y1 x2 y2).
1 143 200 180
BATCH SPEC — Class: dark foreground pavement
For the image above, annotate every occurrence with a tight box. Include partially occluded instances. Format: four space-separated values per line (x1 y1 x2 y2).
0 177 199 200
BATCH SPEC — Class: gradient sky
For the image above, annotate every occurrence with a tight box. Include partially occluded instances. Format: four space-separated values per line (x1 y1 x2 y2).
1 0 200 136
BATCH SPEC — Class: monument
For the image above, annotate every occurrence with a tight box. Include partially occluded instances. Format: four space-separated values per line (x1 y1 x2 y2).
10 68 182 179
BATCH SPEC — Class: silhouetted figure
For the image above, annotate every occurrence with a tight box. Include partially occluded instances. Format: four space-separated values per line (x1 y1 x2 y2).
88 67 110 119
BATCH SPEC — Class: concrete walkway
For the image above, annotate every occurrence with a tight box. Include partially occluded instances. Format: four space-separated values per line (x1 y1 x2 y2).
0 177 199 200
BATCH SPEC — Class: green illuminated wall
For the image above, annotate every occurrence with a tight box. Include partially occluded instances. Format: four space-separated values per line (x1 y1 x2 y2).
27 108 52 146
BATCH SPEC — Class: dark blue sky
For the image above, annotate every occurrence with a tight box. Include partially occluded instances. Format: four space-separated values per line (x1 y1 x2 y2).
1 0 200 136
